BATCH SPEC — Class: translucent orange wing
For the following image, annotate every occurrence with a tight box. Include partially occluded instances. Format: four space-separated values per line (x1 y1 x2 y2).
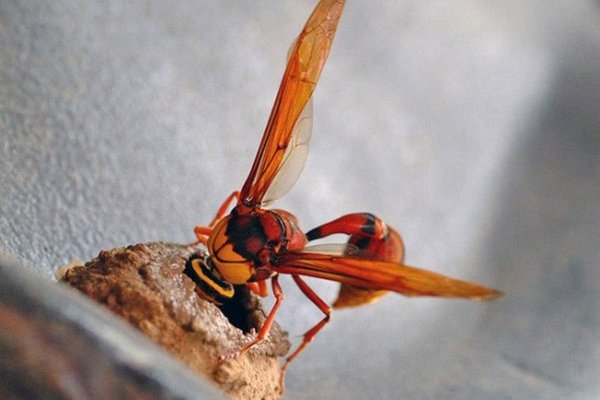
273 252 503 300
239 0 345 207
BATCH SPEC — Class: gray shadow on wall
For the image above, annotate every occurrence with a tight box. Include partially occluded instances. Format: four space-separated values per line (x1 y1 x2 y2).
473 30 600 396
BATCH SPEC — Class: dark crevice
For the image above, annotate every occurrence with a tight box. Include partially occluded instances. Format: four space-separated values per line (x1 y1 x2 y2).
219 286 263 334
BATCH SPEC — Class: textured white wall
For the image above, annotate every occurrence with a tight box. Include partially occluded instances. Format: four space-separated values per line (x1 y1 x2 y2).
1 1 599 398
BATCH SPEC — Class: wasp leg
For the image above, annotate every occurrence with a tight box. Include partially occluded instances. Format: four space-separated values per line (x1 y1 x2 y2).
188 226 211 247
279 274 332 393
209 190 239 227
219 275 283 362
306 213 404 308
189 191 240 246
247 280 269 297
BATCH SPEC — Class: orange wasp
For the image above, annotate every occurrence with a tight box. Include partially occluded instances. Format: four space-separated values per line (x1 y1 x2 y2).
187 0 501 384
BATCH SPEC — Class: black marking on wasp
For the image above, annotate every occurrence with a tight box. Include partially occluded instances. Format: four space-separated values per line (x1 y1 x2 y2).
184 254 234 304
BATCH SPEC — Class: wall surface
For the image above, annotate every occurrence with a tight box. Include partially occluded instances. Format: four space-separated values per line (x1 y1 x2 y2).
1 1 599 399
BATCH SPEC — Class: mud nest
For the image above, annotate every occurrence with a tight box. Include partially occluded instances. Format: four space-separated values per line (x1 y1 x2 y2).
60 242 290 399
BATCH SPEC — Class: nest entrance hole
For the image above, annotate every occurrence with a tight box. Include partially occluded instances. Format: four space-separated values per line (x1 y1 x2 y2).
183 254 262 334
218 287 262 334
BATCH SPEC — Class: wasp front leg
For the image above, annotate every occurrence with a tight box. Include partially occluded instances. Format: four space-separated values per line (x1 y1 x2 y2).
306 212 405 308
190 191 239 246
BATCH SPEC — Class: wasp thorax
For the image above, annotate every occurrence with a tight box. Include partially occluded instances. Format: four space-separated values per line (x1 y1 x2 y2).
207 211 283 284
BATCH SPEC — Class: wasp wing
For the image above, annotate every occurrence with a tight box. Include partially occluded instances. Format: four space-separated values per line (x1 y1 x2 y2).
261 96 313 204
273 252 503 300
239 0 345 207
301 242 361 254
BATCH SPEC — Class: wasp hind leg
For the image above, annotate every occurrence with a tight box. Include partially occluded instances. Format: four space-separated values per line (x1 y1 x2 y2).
305 212 405 308
279 274 332 394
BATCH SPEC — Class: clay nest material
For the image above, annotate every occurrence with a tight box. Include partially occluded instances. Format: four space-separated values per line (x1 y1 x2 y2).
59 242 290 400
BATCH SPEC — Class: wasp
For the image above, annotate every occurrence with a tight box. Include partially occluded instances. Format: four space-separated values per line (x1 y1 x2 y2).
187 0 501 388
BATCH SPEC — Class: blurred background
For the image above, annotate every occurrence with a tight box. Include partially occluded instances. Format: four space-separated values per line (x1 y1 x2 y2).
1 1 599 398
